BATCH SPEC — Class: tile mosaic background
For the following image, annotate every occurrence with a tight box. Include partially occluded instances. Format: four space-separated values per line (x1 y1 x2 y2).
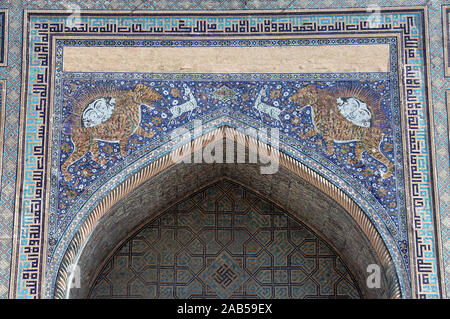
0 0 448 299
89 180 362 299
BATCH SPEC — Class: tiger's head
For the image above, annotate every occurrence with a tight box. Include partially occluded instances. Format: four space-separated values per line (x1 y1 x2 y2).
129 84 162 106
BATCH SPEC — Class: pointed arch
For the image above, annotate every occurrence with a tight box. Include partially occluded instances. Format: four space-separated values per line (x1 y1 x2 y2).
50 125 403 299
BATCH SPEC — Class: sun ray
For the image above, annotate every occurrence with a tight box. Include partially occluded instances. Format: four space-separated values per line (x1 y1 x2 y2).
333 82 391 132
63 84 122 134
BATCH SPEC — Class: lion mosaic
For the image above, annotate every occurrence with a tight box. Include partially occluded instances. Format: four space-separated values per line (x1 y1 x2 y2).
62 84 162 180
289 85 393 179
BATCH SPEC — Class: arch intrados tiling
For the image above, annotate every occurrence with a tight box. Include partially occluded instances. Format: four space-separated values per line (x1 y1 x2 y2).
86 177 366 299
51 125 403 299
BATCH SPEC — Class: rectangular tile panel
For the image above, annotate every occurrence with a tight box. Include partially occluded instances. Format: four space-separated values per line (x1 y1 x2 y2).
63 44 390 73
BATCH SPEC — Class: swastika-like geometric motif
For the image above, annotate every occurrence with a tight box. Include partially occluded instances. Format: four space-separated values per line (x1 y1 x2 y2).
204 253 246 298
0 0 447 301
211 264 237 289
88 180 361 299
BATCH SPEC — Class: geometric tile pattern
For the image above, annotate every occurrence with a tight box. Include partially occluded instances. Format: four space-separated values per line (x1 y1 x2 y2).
14 8 439 299
0 78 7 299
88 180 362 299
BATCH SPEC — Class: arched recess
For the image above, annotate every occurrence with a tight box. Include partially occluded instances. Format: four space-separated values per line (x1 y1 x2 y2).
88 179 364 299
51 126 402 299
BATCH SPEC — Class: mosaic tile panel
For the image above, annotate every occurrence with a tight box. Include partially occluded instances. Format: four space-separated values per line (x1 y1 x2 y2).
45 34 410 298
12 8 439 300
0 0 447 300
88 180 362 299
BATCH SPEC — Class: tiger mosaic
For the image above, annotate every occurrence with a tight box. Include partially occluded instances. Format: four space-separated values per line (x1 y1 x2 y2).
290 85 394 179
62 84 162 180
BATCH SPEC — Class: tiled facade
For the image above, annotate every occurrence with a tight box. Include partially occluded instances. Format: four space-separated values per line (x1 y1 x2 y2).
0 1 448 299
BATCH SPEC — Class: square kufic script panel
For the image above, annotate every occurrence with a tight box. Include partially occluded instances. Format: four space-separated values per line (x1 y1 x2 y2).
13 10 441 299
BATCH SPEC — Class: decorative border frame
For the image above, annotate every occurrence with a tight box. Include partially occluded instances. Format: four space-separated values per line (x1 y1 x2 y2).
0 79 5 182
11 8 442 299
0 10 7 66
49 31 406 298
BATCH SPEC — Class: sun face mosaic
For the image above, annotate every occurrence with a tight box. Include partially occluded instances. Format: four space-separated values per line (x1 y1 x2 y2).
11 9 443 299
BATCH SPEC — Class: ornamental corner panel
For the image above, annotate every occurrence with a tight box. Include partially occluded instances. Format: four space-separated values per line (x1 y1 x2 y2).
11 8 443 299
